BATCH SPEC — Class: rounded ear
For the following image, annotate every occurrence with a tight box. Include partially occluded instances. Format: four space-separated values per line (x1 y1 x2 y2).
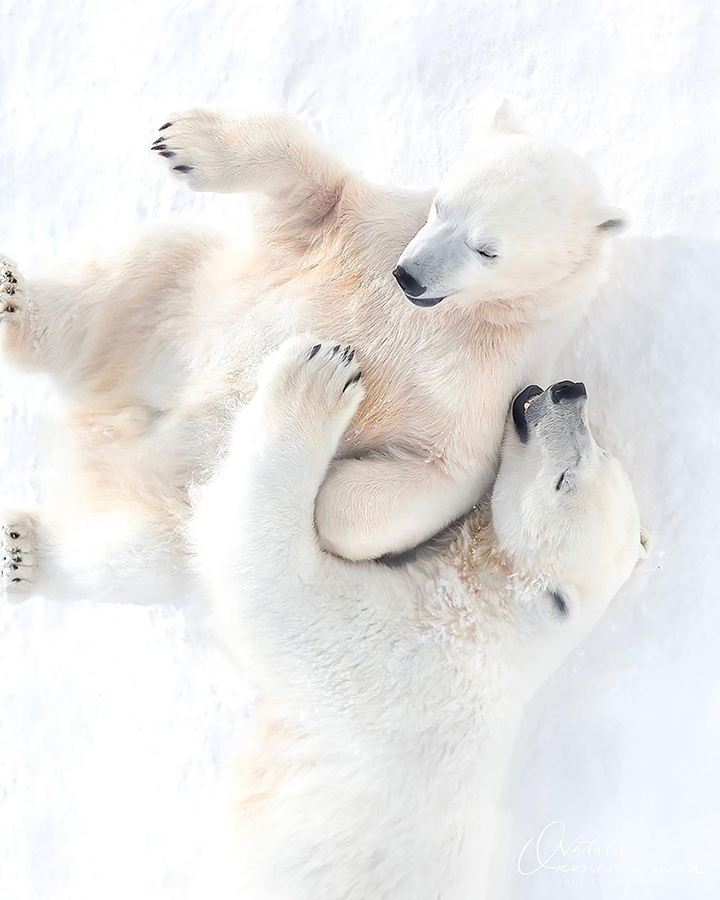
490 99 526 135
597 207 629 235
639 525 653 559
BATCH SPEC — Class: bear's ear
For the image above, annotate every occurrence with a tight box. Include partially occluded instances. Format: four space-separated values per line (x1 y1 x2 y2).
596 207 629 235
489 99 526 135
639 525 653 559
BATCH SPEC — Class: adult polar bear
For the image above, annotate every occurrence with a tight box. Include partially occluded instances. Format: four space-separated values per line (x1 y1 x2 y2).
192 337 651 899
0 103 625 599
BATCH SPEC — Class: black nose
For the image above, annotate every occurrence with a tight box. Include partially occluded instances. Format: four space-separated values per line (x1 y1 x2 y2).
551 380 587 404
393 265 426 298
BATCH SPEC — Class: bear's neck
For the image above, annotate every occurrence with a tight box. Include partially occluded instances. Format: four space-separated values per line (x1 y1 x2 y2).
428 501 514 605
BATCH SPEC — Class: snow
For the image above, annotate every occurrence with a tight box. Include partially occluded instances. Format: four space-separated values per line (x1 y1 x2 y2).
1 0 718 897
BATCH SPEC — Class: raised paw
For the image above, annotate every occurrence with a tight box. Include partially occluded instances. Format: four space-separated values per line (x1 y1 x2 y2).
1 511 38 603
0 258 27 323
257 336 365 437
151 108 241 192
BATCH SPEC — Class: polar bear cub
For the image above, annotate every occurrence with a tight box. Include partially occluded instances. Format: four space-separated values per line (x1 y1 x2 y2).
191 337 650 900
1 103 626 602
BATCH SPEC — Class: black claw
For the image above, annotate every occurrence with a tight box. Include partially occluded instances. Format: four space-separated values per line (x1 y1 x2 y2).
343 371 362 392
173 165 194 174
152 139 165 147
153 143 167 151
331 344 340 354
308 343 321 360
159 122 172 130
159 150 176 158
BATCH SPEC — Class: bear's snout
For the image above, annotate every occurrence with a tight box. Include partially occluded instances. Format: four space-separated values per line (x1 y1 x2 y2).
393 265 426 298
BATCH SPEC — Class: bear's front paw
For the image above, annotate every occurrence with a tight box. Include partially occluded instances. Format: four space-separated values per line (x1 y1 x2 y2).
1 511 38 603
0 258 27 324
257 336 365 436
151 108 240 192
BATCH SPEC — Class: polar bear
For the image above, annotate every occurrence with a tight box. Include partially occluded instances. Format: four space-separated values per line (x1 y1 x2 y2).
0 103 626 601
190 337 651 900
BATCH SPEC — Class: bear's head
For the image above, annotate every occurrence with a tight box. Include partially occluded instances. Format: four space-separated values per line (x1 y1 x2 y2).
491 380 651 621
393 101 626 314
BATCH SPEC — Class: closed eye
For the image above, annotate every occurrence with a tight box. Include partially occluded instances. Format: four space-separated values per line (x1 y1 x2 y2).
555 471 567 490
470 243 498 259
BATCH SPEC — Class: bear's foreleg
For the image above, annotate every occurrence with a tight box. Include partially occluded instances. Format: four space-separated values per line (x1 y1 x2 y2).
192 335 365 616
152 109 357 228
315 456 482 561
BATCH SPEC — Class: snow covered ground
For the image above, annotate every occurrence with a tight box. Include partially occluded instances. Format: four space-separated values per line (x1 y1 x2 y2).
1 0 718 897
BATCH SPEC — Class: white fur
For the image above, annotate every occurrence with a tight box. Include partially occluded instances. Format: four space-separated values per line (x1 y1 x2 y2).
191 337 649 900
0 105 625 601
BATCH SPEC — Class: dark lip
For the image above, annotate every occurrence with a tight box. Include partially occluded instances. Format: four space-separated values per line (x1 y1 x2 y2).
512 385 544 443
406 294 446 308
